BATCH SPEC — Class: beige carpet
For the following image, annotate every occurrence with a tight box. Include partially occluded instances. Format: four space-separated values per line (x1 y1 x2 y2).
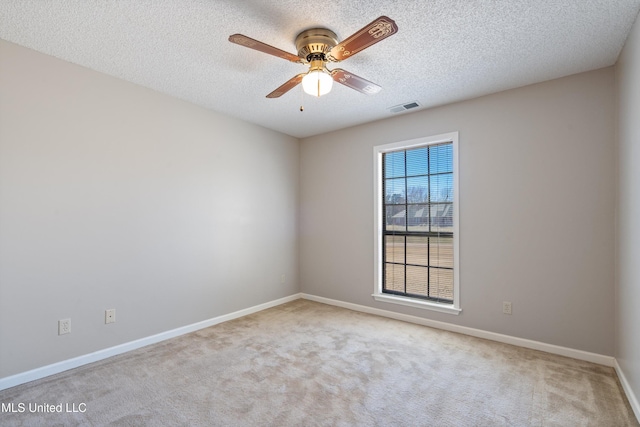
0 299 637 426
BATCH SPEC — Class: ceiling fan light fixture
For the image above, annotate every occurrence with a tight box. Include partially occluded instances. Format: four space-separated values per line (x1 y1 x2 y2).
229 16 398 99
302 69 333 97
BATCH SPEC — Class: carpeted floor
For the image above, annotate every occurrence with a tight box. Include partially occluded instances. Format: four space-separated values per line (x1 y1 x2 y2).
0 299 637 426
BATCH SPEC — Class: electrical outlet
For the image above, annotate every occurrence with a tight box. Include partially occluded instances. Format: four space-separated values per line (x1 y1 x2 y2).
105 309 116 324
58 318 71 335
281 274 286 284
503 301 512 315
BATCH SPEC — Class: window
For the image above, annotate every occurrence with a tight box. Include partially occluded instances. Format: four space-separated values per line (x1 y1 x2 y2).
373 133 460 315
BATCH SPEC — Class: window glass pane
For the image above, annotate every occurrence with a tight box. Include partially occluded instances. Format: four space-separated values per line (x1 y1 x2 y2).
385 178 405 204
384 263 405 292
380 139 455 305
429 143 453 174
406 265 428 296
429 267 453 301
430 203 453 233
430 173 453 202
429 236 453 268
406 176 429 203
406 236 428 266
406 147 428 176
385 205 406 231
407 204 429 231
384 235 405 264
384 151 405 178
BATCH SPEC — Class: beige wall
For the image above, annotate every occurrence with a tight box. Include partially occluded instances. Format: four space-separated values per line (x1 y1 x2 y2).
0 40 299 378
300 68 616 355
616 12 640 414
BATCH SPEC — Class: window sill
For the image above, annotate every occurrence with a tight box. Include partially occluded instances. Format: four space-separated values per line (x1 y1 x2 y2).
372 293 461 315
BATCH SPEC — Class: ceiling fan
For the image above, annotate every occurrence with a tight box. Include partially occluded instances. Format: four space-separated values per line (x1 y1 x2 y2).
228 16 398 98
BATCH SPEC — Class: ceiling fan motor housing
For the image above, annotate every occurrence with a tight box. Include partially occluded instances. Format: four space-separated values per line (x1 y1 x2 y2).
295 28 338 63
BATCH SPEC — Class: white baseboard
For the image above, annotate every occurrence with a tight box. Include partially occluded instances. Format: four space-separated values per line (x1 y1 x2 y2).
614 359 640 421
301 293 616 367
0 293 302 392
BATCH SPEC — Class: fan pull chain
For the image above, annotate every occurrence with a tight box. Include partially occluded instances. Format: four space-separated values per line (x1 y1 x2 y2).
300 83 304 112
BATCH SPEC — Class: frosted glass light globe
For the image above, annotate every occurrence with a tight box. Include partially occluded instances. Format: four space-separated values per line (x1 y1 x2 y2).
302 70 333 97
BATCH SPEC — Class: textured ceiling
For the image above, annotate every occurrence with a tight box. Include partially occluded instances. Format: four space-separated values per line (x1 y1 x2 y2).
1 1 639 138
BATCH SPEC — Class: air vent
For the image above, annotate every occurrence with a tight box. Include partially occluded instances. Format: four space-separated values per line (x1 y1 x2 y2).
389 101 421 114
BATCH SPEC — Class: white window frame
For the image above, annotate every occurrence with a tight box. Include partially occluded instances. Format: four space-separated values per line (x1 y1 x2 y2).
373 132 461 315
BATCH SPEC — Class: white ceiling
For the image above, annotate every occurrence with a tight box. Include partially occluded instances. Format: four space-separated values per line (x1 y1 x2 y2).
1 1 639 138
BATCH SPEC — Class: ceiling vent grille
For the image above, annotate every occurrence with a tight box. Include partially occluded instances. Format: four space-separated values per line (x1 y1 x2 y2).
389 101 421 113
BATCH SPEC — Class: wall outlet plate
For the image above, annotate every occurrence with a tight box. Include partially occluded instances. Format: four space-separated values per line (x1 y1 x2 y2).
503 301 512 315
105 309 116 324
58 318 71 335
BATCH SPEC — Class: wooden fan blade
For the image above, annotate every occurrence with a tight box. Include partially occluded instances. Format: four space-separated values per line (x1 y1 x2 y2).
330 69 381 95
229 34 302 63
266 74 305 98
329 16 398 62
